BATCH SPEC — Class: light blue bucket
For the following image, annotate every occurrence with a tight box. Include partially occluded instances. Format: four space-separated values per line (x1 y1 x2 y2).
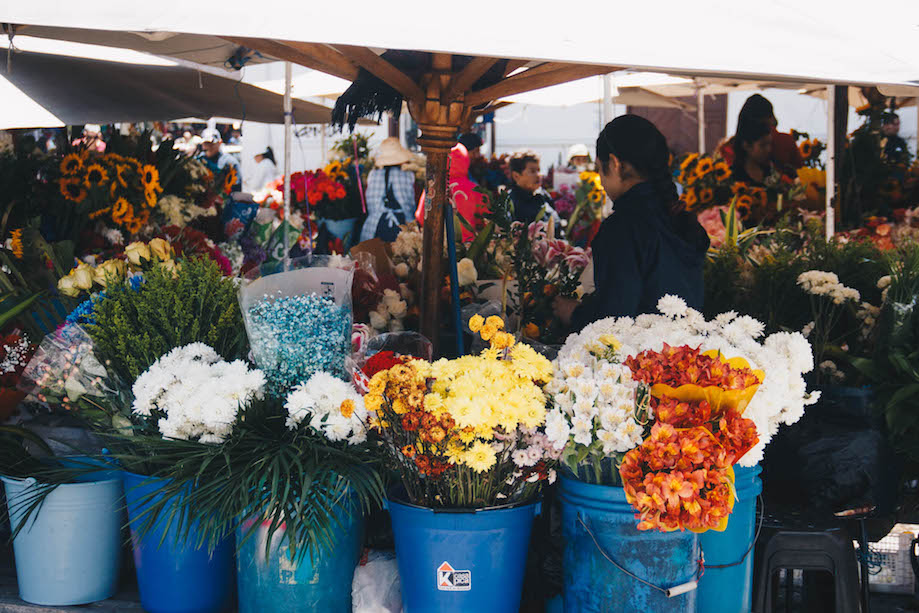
236 494 364 613
2 470 122 605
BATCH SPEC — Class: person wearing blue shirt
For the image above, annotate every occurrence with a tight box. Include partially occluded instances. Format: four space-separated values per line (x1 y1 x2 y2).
196 129 241 191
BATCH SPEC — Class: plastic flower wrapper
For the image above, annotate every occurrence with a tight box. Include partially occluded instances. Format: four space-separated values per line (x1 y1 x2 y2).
240 255 354 395
364 316 559 508
18 324 133 432
557 295 819 466
132 343 266 443
348 332 433 393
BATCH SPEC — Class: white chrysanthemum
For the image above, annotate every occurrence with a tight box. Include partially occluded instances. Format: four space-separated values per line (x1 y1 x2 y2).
657 295 688 318
284 371 366 445
131 344 265 443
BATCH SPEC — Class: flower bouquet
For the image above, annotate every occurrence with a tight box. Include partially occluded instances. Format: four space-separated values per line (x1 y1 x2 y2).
566 170 606 245
365 316 557 612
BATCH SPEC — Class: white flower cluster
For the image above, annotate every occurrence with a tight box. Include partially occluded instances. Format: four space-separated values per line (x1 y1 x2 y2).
457 258 478 287
132 343 265 443
217 241 245 277
818 360 846 383
544 350 644 456
157 195 217 228
101 228 124 247
369 289 408 333
856 302 882 339
392 225 424 279
797 271 861 305
558 296 820 466
284 371 367 445
878 275 892 302
509 426 562 468
0 333 31 375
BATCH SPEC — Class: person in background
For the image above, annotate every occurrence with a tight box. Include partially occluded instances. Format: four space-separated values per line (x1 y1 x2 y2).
197 129 241 191
362 138 417 243
731 119 774 186
567 143 592 171
553 115 710 329
718 94 802 174
251 146 279 192
881 112 910 161
507 151 560 226
457 132 484 166
415 142 489 241
73 124 106 153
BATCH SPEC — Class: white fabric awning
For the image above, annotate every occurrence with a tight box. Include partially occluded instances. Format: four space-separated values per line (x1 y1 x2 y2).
3 0 919 87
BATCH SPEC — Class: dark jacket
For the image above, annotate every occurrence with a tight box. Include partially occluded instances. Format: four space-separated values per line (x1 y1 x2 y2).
571 182 709 330
509 185 560 226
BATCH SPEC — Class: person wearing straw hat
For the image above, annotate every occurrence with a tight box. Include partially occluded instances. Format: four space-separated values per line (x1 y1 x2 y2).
360 137 417 243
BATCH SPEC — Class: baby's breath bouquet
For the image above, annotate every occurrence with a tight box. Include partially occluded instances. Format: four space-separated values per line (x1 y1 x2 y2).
365 315 559 508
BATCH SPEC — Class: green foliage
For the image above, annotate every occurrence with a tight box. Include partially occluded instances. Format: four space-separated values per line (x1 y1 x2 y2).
108 397 383 563
86 257 247 382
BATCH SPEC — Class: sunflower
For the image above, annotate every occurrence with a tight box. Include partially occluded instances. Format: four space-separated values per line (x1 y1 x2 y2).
112 197 132 224
699 187 714 204
223 166 238 194
683 188 698 209
685 172 699 187
115 164 129 188
60 153 84 176
694 157 714 177
731 182 750 196
713 162 731 182
799 140 813 159
680 153 699 171
60 177 87 203
104 152 125 164
750 187 768 206
89 207 112 220
141 165 161 190
83 163 108 188
588 188 604 204
144 188 158 208
125 216 143 235
9 229 23 259
735 194 754 211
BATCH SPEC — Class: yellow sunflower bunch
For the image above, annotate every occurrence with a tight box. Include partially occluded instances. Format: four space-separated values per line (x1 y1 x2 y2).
578 171 606 206
323 159 350 183
676 153 733 212
58 150 161 235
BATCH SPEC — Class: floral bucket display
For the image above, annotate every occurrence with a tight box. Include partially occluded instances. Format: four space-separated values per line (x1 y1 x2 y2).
697 464 762 613
236 493 364 613
123 471 235 613
559 476 699 612
2 466 122 606
387 492 540 613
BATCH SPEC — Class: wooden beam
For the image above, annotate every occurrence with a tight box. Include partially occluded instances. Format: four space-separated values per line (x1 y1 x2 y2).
471 101 513 117
277 40 359 81
222 36 357 81
441 57 499 104
465 64 615 106
503 59 529 77
330 44 425 104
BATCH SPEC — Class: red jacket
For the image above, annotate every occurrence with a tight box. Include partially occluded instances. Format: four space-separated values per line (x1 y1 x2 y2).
415 143 488 241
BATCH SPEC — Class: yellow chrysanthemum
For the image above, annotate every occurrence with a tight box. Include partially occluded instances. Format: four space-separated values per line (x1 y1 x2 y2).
463 440 497 473
468 314 484 333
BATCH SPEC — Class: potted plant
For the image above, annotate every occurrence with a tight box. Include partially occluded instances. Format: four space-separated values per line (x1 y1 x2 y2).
364 316 558 613
549 296 818 612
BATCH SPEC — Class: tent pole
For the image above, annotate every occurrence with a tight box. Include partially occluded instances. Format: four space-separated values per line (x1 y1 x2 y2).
601 74 613 126
697 86 706 154
825 84 836 240
283 61 293 269
320 123 327 165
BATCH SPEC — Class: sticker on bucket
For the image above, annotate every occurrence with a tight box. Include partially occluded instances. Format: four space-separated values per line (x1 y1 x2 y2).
437 561 471 591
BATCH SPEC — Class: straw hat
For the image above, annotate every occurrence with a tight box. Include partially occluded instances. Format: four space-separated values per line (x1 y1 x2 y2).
375 137 413 167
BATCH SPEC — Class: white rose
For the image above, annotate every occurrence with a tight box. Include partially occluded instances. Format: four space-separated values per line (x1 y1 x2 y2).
457 258 478 287
71 262 95 290
125 241 151 266
369 311 387 331
389 300 408 319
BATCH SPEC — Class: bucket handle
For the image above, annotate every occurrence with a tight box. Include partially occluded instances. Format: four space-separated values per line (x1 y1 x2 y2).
577 512 699 598
705 495 764 570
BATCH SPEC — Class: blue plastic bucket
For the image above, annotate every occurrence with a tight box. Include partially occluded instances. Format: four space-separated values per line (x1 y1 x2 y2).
2 469 122 605
559 476 699 612
122 470 235 613
236 494 364 613
698 463 762 613
388 493 540 613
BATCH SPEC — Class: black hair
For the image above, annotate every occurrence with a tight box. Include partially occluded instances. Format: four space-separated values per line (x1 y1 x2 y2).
596 114 678 213
259 146 276 164
738 94 776 128
732 119 772 174
458 132 483 151
509 151 540 175
882 112 900 125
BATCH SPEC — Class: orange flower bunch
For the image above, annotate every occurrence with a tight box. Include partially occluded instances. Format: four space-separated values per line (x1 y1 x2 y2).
625 344 761 390
305 170 347 206
620 422 735 532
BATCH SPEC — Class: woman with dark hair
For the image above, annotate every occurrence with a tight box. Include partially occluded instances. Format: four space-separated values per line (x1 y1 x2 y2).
251 146 279 191
718 93 803 173
732 119 774 186
554 115 710 329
